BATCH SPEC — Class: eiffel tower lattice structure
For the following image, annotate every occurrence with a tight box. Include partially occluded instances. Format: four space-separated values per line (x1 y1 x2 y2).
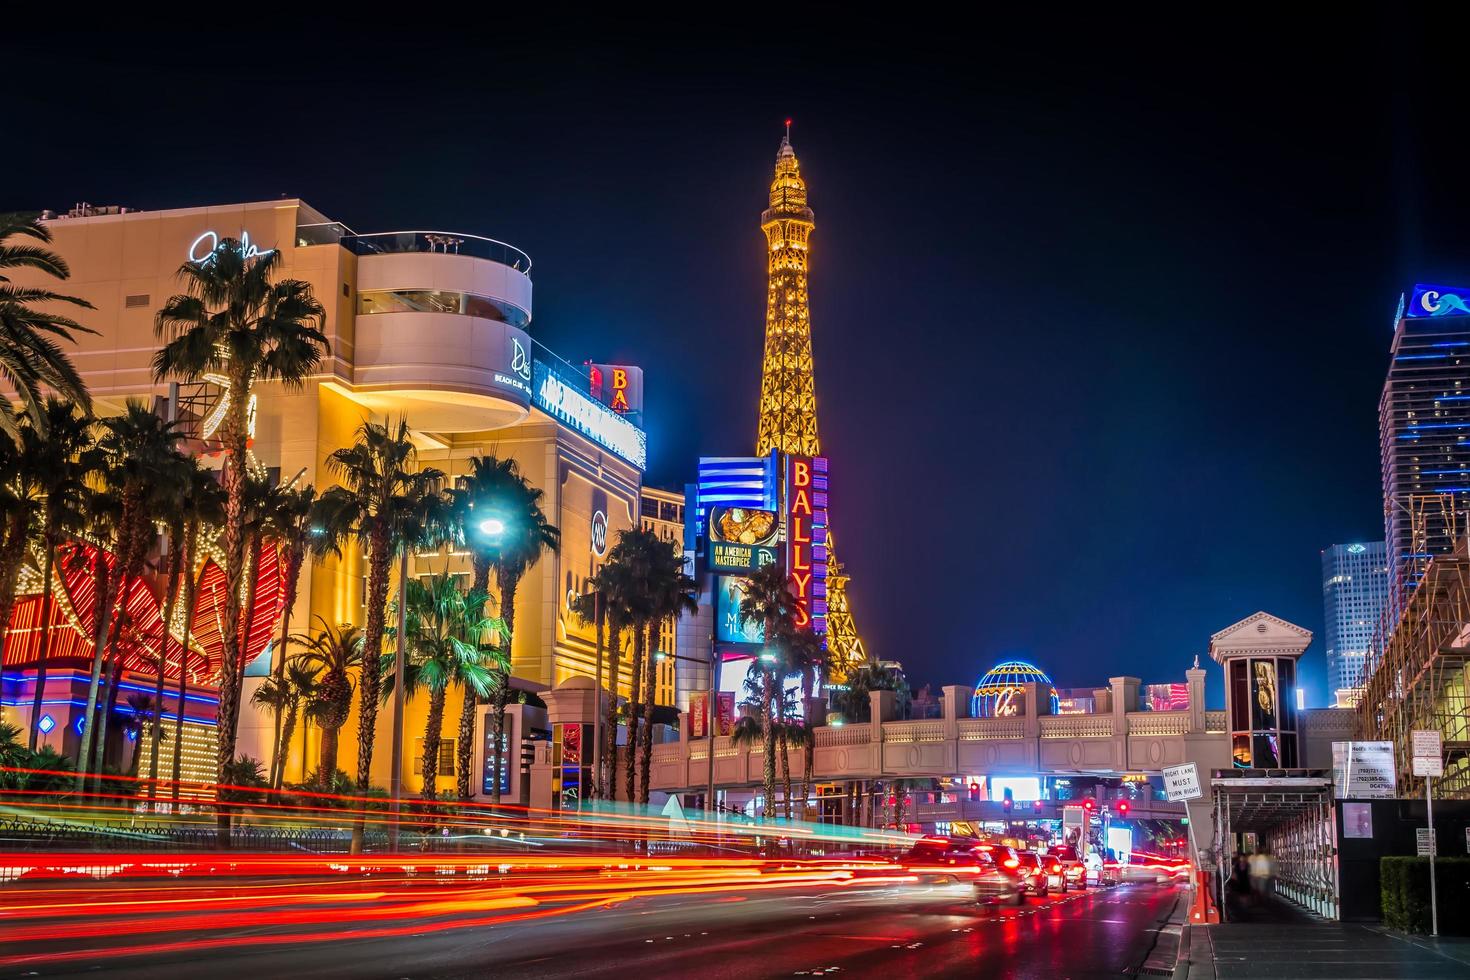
754 123 868 682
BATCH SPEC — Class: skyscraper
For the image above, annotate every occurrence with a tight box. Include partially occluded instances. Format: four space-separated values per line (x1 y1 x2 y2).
754 124 867 676
1381 285 1470 602
1321 542 1389 702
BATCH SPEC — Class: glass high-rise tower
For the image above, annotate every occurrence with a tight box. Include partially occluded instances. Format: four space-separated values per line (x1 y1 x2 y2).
1321 542 1389 702
1380 285 1470 602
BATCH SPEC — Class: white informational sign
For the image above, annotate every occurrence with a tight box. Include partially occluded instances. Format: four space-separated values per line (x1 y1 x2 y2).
1332 741 1397 799
1417 828 1436 856
1413 755 1445 777
1412 729 1443 760
1162 763 1202 802
662 795 691 837
1342 802 1374 839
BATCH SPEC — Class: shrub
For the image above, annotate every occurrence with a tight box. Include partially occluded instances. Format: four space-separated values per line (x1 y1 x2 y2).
1381 857 1470 935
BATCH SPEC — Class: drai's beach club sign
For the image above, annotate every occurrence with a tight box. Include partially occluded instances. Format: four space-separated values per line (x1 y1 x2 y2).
533 359 647 470
188 230 273 264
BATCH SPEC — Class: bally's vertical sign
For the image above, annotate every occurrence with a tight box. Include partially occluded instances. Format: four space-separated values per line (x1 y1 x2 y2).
785 455 829 634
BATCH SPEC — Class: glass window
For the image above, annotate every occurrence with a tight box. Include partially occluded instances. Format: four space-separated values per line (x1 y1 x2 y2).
1232 734 1251 769
1230 660 1249 732
1253 733 1280 768
1251 659 1278 730
358 289 517 324
1277 658 1296 732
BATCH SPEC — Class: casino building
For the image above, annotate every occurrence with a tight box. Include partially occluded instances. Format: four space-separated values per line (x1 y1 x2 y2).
0 199 665 799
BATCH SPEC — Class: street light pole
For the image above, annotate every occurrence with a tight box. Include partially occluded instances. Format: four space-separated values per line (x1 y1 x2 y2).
706 632 717 815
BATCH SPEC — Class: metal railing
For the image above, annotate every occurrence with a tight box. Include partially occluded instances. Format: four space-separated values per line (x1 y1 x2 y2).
338 231 532 274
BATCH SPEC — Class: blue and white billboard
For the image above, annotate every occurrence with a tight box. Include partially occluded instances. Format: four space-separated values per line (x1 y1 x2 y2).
533 359 647 470
1407 284 1470 319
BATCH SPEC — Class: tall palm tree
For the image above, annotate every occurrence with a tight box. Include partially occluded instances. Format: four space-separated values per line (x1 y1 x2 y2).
0 213 94 443
253 658 320 788
315 419 445 844
485 471 558 805
583 559 634 800
737 562 798 821
295 619 363 788
171 460 224 803
783 626 827 817
18 400 99 751
152 236 327 821
382 575 496 802
71 484 118 783
264 483 318 787
599 530 655 805
79 402 184 786
638 537 696 804
142 442 196 801
118 693 164 779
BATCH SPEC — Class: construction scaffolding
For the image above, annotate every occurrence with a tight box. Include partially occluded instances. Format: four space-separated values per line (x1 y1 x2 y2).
1211 770 1337 920
1358 499 1470 800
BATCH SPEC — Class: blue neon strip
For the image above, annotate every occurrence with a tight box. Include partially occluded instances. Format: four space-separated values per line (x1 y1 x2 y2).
1396 354 1451 360
0 696 215 727
0 671 220 705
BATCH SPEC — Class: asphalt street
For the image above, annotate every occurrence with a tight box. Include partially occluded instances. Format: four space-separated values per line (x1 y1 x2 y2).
3 878 1185 979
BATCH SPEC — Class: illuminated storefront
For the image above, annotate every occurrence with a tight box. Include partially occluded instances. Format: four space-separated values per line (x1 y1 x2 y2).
0 199 659 799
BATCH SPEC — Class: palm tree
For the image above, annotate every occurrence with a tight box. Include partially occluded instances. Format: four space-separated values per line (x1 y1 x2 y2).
382 575 497 802
485 469 559 805
152 235 327 823
729 714 766 817
171 460 224 803
581 559 634 800
0 213 95 443
737 562 798 820
569 581 611 800
315 419 445 845
638 537 696 804
79 402 184 786
71 485 118 783
264 483 318 787
253 658 320 789
599 530 655 805
782 626 827 817
295 620 364 788
142 443 197 801
20 402 98 751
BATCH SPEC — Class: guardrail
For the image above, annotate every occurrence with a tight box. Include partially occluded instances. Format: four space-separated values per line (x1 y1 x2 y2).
339 231 532 274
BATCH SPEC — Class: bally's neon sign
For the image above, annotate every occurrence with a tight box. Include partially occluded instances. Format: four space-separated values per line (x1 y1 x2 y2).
786 455 829 633
188 230 274 264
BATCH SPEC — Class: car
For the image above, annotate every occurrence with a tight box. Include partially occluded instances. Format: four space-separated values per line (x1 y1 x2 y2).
900 836 989 883
1040 852 1068 893
973 850 1024 907
1046 844 1087 890
1013 851 1050 897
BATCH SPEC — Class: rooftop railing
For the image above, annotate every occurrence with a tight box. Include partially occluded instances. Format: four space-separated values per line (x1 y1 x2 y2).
331 230 533 275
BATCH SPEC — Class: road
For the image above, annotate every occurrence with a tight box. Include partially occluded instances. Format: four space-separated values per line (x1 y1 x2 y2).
2 873 1185 979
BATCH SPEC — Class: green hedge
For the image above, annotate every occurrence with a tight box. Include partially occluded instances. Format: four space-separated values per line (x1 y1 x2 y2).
1380 857 1470 935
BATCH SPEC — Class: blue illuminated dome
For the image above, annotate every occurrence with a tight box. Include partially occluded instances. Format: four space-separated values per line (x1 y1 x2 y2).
972 659 1061 717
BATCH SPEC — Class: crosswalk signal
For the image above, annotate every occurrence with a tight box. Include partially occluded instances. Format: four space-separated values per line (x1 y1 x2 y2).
968 780 981 802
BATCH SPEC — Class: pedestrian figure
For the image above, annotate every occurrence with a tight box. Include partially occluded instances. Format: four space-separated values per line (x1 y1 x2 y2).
1248 849 1272 902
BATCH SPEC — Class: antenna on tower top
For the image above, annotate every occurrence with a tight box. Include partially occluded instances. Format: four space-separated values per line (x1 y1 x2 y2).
785 118 792 141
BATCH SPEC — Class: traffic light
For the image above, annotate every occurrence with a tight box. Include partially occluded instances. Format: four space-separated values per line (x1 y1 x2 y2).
967 780 981 802
1116 800 1130 818
1001 787 1014 814
1032 798 1044 813
1082 798 1096 813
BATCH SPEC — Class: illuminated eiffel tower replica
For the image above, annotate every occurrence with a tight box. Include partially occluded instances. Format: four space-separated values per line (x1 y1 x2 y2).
755 123 868 681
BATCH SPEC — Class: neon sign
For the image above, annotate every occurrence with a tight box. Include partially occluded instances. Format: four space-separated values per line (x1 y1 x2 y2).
1408 284 1470 319
533 360 647 470
188 229 273 264
785 455 828 633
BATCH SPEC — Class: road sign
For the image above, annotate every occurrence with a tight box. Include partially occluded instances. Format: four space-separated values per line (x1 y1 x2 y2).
1417 828 1436 856
662 795 691 836
1162 763 1202 802
1414 755 1445 777
1412 729 1443 760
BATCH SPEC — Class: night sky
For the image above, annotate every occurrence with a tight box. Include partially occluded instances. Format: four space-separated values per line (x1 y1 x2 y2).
9 14 1470 705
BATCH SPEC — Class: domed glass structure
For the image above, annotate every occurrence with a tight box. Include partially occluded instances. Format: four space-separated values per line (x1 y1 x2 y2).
971 659 1061 717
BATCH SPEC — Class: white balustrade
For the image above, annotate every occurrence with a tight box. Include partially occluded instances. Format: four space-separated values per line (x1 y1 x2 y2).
1039 715 1114 738
1126 711 1190 736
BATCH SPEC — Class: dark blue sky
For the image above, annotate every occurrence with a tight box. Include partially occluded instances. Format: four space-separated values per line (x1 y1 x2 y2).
9 13 1470 705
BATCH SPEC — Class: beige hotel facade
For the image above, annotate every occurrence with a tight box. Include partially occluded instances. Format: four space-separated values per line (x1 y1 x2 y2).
6 198 681 799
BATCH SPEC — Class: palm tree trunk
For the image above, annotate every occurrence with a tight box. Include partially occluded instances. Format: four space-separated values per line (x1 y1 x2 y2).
489 568 519 806
421 685 446 802
148 532 183 802
76 548 114 784
801 735 814 824
271 543 304 788
637 621 658 804
591 602 605 800
779 726 792 820
602 625 621 801
93 571 132 793
172 519 200 804
231 543 261 740
27 541 56 752
625 624 644 805
280 700 300 786
760 668 775 821
216 394 249 848
351 527 391 853
320 724 340 786
456 681 476 801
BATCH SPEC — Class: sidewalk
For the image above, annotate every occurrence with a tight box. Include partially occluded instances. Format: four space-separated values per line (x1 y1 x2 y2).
1179 899 1470 979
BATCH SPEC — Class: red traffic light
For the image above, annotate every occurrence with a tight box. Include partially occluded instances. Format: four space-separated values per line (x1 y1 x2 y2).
1082 798 1096 812
1001 797 1013 812
1032 799 1044 812
967 781 981 802
1116 800 1130 817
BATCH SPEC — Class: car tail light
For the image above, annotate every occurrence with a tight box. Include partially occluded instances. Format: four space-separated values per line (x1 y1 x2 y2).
1004 858 1019 869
